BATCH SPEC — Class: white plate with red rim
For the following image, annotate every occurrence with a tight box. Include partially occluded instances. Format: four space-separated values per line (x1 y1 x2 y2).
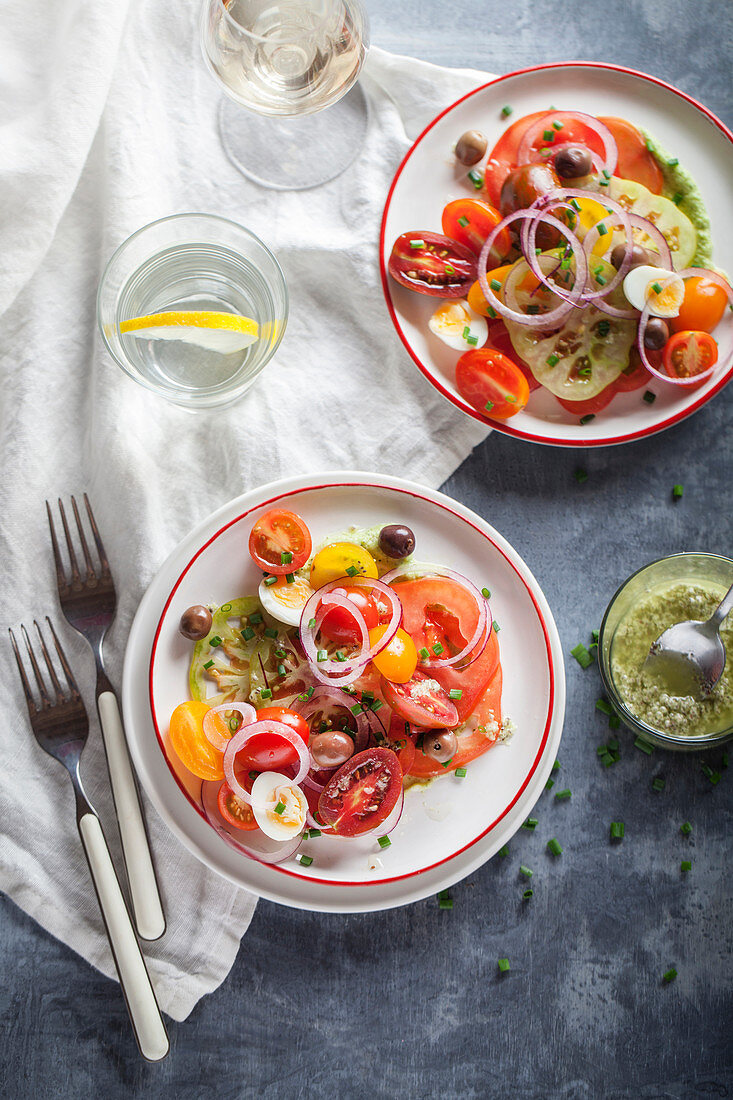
122 473 565 912
380 62 733 448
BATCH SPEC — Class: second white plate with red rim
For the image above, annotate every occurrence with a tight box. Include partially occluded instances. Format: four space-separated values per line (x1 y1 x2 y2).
122 473 565 912
380 62 733 447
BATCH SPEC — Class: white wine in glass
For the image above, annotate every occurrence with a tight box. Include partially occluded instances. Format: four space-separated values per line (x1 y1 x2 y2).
201 0 370 189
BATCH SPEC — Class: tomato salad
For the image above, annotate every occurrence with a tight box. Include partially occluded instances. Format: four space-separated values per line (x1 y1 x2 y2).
388 110 732 422
168 510 509 867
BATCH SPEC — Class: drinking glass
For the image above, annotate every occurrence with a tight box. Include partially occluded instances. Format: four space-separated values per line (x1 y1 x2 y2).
98 213 288 410
200 0 370 190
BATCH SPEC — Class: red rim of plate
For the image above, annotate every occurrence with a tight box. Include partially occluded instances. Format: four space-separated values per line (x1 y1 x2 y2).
379 61 733 448
148 481 556 888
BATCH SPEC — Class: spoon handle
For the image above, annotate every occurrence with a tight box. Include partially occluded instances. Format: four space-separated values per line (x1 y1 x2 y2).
709 581 733 628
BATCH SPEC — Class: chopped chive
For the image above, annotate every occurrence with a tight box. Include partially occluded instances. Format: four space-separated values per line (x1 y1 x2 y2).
280 551 293 565
526 304 540 315
546 353 560 367
555 789 572 801
547 838 563 856
264 627 278 639
579 414 595 425
596 698 614 716
610 821 625 840
667 157 679 167
432 643 444 656
487 306 497 318
498 958 510 973
681 860 692 872
484 400 495 413
334 650 346 663
361 690 374 703
249 770 258 780
523 818 538 831
519 865 533 879
419 646 430 661
597 222 608 236
680 821 692 836
220 603 232 613
371 700 383 712
492 621 500 633
468 169 483 189
209 635 222 647
523 889 534 900
275 647 287 658
501 105 513 117
599 178 609 186
723 752 729 768
274 801 285 815
651 281 663 295
571 642 593 668
591 629 599 643
490 278 502 292
466 335 478 346
455 766 467 778
308 828 322 838
308 617 317 629
608 738 619 752
600 751 615 768
481 587 491 599
437 889 453 909
634 736 653 755
652 777 666 792
445 264 456 275
663 968 677 983
458 215 469 227
242 626 255 641
203 659 214 669
672 192 683 205
498 845 509 857
377 835 391 849
570 198 581 212
602 168 611 179
701 763 721 785
552 759 560 772
552 120 563 131
297 854 313 867
672 484 684 499
545 778 554 791
575 468 588 484
285 573 295 584
260 688 272 700
316 649 327 662
345 565 359 577
249 612 262 625
449 688 463 700
409 239 426 250
351 703 363 716
277 663 286 677
542 129 554 141
597 320 610 337
462 325 471 339
263 576 277 587
596 273 606 286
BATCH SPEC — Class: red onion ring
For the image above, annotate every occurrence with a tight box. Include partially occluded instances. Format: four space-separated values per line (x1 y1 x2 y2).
202 702 257 752
477 210 578 328
201 781 304 864
222 719 309 803
292 685 370 753
516 112 618 176
380 564 491 670
524 212 589 307
637 268 733 386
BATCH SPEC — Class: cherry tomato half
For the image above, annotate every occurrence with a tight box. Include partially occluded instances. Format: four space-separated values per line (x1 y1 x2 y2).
388 231 477 298
317 747 403 836
217 777 257 830
663 330 719 379
441 198 512 260
319 586 379 645
169 700 223 781
456 347 530 419
235 705 309 771
671 277 729 334
382 672 459 730
249 509 312 575
369 625 418 684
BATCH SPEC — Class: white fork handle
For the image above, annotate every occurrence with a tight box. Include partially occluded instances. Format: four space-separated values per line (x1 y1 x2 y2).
78 813 169 1062
98 691 166 941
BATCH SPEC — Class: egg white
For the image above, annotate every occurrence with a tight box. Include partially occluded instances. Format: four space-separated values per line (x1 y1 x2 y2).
623 265 684 318
258 574 314 627
428 299 488 351
251 771 307 840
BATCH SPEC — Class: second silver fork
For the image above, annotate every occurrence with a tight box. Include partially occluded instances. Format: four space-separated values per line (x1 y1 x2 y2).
47 495 165 941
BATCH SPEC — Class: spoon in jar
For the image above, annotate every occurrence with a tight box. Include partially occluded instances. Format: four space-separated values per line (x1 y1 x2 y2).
645 582 733 698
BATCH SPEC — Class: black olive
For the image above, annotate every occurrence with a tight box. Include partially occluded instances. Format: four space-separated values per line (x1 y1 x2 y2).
643 317 670 350
455 130 487 166
179 605 212 641
424 729 458 764
554 145 593 179
610 243 649 270
310 731 354 768
379 524 416 559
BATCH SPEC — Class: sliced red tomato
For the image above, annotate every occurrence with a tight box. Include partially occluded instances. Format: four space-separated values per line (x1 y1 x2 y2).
235 705 308 771
387 716 418 775
249 509 312 575
408 663 503 778
318 586 379 645
317 748 402 837
382 672 459 730
598 117 663 194
393 575 500 722
217 777 258 830
663 330 718 379
441 198 512 259
456 347 530 419
388 231 477 298
484 320 540 391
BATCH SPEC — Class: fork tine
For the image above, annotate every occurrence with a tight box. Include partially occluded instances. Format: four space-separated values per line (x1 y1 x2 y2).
9 628 37 715
34 620 66 703
45 617 81 698
57 499 82 587
83 493 111 576
21 624 51 707
46 500 68 590
70 495 96 583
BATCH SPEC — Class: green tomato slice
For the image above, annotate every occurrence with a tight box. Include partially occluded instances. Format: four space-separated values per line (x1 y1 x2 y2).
608 177 698 270
504 255 638 400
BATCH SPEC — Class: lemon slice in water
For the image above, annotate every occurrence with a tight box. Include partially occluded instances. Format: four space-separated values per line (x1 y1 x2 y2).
119 311 259 353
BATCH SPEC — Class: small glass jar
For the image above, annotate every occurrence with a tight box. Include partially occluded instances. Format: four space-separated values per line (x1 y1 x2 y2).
598 553 733 751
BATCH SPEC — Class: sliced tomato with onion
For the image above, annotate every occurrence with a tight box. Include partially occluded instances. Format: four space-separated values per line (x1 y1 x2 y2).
441 198 512 260
318 586 379 645
598 116 663 193
234 705 308 771
408 663 503 778
456 347 530 419
317 748 403 836
382 672 459 730
663 330 718 379
217 777 258 831
248 509 312 575
388 231 477 298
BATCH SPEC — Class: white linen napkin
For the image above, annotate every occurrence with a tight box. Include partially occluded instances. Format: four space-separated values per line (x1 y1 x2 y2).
0 0 494 1022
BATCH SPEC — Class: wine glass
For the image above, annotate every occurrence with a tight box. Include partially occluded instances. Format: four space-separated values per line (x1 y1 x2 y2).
200 0 370 190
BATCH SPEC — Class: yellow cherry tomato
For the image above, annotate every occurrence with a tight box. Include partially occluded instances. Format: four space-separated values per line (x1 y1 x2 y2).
310 542 378 590
169 700 224 781
369 625 418 684
561 197 610 255
671 276 729 334
467 265 514 316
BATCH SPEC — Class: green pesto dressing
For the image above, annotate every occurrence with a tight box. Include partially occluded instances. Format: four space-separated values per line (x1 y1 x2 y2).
640 130 713 267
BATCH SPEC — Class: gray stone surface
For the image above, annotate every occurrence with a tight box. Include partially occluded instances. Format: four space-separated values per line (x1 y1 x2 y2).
2 1 732 1096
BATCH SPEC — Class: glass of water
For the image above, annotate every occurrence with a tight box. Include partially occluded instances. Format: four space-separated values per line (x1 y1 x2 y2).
97 213 288 410
200 0 369 190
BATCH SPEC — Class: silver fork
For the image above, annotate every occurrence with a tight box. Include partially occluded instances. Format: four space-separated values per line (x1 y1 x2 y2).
47 495 165 941
10 619 169 1062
